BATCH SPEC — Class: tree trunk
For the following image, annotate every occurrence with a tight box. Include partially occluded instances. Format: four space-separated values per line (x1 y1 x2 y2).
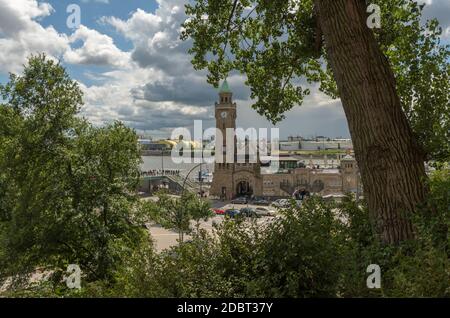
316 0 427 244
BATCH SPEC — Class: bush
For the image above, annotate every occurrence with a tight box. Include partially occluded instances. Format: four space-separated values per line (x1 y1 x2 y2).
67 178 450 298
3 171 448 298
250 197 347 297
108 197 361 297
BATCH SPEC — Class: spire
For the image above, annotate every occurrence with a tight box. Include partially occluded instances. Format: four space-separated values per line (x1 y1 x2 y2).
218 79 233 104
219 79 231 93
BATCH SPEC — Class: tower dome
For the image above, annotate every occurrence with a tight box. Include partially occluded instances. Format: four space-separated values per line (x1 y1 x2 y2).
219 79 231 93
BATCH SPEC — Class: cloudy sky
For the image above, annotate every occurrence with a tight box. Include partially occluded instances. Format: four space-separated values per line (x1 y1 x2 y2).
0 0 449 139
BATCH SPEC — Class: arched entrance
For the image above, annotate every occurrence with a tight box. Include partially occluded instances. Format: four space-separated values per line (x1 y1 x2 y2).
236 180 253 197
311 180 325 193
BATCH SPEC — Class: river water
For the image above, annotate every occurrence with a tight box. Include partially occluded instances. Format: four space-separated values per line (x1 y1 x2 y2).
140 156 214 178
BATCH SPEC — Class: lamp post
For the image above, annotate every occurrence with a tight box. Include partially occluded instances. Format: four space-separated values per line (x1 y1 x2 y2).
182 163 202 196
179 163 202 243
161 148 164 175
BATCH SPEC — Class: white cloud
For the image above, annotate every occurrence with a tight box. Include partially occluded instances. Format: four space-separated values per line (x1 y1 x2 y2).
82 0 215 133
0 0 68 73
64 25 130 67
1 0 447 138
102 0 191 75
101 9 162 42
420 0 450 39
76 0 349 136
0 0 131 73
78 63 212 133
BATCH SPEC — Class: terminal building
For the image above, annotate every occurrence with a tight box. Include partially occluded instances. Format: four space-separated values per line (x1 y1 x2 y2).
280 136 353 151
209 81 361 200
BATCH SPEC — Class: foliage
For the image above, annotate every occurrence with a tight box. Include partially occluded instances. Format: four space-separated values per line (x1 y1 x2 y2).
110 170 449 298
4 177 449 297
181 0 449 162
0 54 448 298
249 198 345 297
373 0 450 163
337 169 450 297
144 191 212 242
0 55 147 290
182 0 319 122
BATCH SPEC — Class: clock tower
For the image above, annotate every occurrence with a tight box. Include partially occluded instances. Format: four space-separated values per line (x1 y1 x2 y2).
210 80 263 200
215 79 236 153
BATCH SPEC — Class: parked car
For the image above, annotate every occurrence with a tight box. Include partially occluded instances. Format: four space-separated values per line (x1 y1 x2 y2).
240 207 259 218
271 199 290 208
231 197 248 204
252 198 270 206
212 208 225 215
225 209 241 218
255 207 277 217
271 199 282 207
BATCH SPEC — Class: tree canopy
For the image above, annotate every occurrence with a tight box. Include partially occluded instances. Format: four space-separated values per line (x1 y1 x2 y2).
182 0 449 163
0 55 147 286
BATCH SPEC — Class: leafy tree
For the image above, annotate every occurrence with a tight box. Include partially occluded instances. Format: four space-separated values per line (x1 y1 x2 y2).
0 54 83 286
107 191 447 298
146 192 191 243
181 0 449 243
0 55 146 288
187 193 214 230
62 121 145 281
373 1 449 165
147 191 212 242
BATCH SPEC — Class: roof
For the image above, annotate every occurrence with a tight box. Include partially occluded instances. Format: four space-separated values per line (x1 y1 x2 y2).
341 154 355 161
158 139 202 148
219 79 231 93
261 156 299 162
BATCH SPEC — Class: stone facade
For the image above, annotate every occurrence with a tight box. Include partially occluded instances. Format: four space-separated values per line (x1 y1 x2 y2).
262 155 360 197
209 81 264 200
209 82 360 199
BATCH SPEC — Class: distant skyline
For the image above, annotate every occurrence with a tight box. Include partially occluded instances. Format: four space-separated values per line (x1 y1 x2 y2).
138 132 353 142
1 0 449 139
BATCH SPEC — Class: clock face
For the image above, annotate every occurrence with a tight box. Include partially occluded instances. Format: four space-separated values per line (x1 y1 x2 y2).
221 111 228 119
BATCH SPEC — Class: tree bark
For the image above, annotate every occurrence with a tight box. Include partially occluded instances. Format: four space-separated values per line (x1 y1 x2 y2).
316 0 427 244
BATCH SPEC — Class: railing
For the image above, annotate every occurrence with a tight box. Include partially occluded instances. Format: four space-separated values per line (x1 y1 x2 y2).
140 174 199 194
165 174 199 193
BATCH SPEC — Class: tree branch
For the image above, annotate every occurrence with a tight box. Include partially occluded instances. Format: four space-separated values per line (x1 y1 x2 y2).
313 0 323 57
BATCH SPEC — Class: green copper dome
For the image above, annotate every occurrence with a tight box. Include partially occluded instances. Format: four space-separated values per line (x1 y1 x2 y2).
219 79 231 93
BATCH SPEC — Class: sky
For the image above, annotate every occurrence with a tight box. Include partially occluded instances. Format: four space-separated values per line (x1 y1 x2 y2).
0 0 449 139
